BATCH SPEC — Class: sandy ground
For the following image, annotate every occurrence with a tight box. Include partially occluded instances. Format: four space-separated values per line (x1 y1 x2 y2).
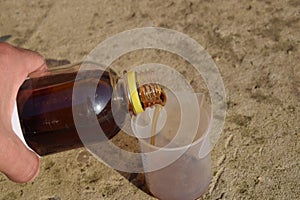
0 0 299 199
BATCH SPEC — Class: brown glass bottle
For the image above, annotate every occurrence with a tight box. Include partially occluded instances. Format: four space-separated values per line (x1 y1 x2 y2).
16 62 166 156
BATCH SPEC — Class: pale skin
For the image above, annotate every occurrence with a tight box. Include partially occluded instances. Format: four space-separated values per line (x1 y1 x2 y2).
0 42 47 183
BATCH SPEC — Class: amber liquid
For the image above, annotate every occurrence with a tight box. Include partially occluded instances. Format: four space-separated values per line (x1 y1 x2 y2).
150 105 162 146
17 69 122 156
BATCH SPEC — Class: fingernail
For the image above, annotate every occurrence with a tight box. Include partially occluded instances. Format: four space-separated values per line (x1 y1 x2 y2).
27 155 40 182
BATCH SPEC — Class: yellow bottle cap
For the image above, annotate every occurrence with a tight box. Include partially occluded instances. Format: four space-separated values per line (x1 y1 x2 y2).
127 71 144 114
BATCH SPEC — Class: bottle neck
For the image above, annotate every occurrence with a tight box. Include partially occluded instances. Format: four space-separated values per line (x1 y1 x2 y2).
113 71 166 116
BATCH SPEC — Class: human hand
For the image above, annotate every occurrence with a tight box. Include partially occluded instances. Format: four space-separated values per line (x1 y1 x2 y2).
0 42 47 183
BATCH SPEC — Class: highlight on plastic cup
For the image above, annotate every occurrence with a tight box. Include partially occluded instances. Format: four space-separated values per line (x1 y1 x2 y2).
131 92 212 200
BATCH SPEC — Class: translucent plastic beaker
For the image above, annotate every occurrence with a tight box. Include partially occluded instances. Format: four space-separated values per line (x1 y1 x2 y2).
132 92 212 200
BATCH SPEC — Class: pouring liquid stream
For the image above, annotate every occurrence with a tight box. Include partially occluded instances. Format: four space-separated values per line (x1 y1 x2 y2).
150 105 162 146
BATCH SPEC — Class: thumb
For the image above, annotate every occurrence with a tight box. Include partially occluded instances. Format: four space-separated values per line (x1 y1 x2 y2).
16 46 48 79
0 129 40 183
